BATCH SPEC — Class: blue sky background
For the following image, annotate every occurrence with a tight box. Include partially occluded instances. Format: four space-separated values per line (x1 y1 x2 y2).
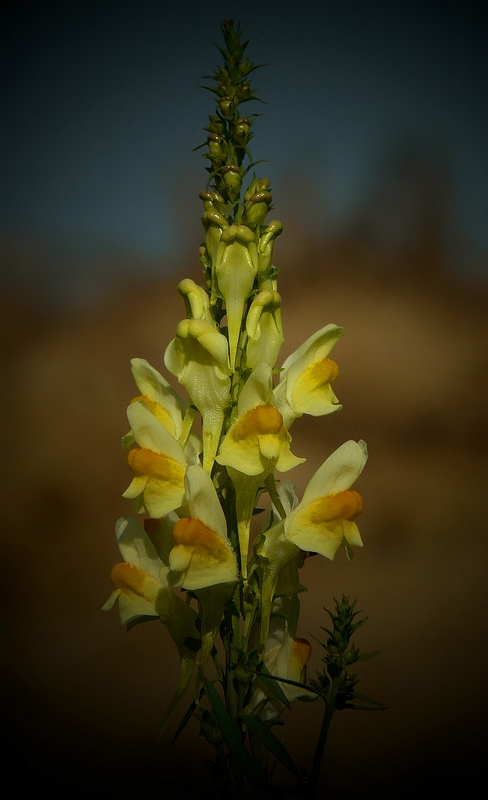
2 0 487 302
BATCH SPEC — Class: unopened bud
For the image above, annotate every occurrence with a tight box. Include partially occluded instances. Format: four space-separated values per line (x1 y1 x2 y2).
219 96 234 118
206 115 225 135
221 164 242 197
207 133 227 164
234 117 251 143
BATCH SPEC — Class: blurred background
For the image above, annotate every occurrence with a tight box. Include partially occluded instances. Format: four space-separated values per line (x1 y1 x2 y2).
1 0 487 795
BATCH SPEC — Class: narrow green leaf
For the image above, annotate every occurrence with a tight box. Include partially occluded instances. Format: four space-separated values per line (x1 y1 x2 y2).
356 650 380 662
260 672 324 698
170 700 197 744
347 691 387 707
255 664 291 709
205 680 266 785
241 714 300 780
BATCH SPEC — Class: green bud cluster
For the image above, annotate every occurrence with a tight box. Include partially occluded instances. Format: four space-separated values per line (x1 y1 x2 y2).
309 596 384 713
197 20 269 221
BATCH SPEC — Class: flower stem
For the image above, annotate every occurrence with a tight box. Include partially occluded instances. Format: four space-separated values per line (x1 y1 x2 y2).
309 680 339 796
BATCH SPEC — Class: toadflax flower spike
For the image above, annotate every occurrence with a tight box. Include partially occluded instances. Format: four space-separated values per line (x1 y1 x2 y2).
284 439 368 560
273 323 344 428
123 401 187 518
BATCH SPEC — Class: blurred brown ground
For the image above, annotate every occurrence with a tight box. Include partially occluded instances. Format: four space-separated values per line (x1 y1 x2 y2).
0 220 487 796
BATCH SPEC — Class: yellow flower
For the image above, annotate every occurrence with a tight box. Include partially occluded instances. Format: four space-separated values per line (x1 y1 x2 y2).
214 224 258 369
122 358 186 448
165 318 231 472
245 287 284 370
273 324 344 428
103 516 201 729
123 401 186 518
102 516 174 627
216 364 304 477
284 440 367 560
168 465 237 591
250 596 314 718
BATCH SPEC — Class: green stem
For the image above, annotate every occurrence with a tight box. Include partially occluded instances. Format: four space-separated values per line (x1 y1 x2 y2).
309 680 338 796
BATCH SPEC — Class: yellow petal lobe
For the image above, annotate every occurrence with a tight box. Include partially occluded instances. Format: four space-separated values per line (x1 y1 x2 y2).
291 638 312 669
128 447 185 485
173 517 229 563
307 490 363 524
292 358 338 399
130 395 175 435
233 405 283 439
110 562 158 602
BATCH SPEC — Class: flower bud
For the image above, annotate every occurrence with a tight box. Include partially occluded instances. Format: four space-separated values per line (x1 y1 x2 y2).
218 96 235 118
199 189 226 216
221 163 242 192
233 117 251 144
257 220 283 281
206 115 225 136
178 278 212 323
201 209 228 266
245 190 273 228
207 133 227 165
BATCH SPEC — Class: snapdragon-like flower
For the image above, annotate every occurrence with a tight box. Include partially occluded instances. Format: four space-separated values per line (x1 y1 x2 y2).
168 465 237 590
217 364 304 576
122 357 186 448
214 224 258 369
164 319 231 472
284 440 368 560
103 516 201 729
273 324 344 428
123 401 187 518
216 364 304 477
251 596 314 720
245 287 284 370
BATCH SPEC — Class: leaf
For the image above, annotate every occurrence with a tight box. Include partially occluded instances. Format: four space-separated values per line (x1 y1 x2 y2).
205 680 266 785
241 714 300 780
255 664 291 710
170 700 197 744
356 650 380 662
346 690 388 708
259 672 324 699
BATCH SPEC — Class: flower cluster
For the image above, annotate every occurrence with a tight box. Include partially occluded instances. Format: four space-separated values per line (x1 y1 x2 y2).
104 21 368 783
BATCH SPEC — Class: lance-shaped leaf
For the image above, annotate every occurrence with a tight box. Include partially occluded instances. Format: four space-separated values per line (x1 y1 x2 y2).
168 465 237 591
206 680 267 786
123 401 187 518
284 440 368 560
245 287 284 370
215 224 258 369
273 324 344 428
165 319 231 472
